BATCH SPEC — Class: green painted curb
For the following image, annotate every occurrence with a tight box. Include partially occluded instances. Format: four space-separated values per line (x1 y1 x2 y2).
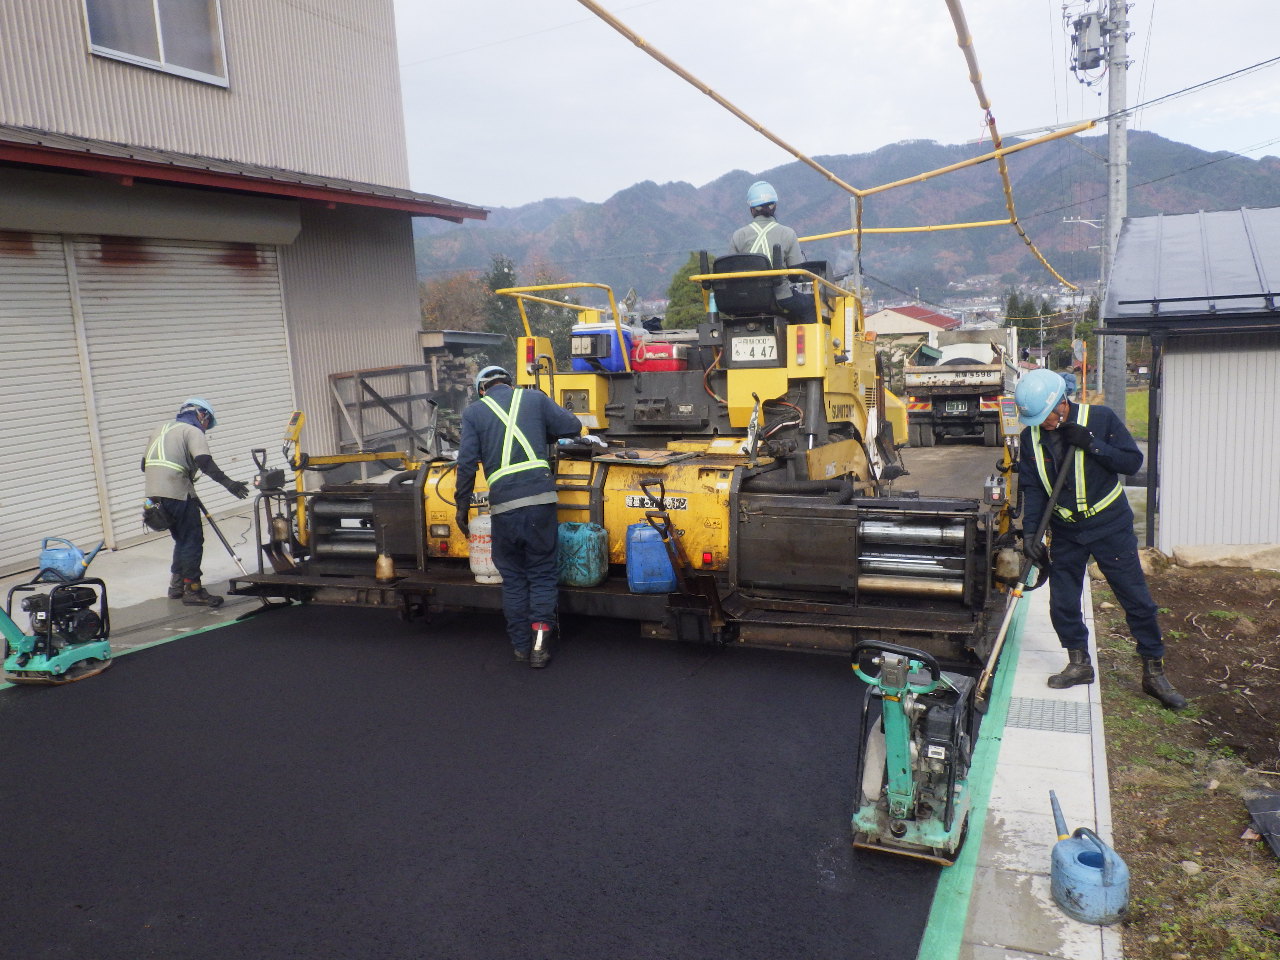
915 594 1031 960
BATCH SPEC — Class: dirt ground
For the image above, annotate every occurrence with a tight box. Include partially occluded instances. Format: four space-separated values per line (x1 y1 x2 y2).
1093 562 1280 959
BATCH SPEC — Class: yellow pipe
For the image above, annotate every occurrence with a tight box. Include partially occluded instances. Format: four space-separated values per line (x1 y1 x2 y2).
496 281 630 372
858 121 1094 197
804 219 1012 241
574 0 865 198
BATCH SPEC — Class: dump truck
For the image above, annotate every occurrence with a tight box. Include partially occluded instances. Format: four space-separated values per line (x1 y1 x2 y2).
904 327 1019 447
231 256 1018 666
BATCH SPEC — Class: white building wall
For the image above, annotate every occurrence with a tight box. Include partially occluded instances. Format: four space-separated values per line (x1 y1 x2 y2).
0 0 409 187
1158 333 1280 551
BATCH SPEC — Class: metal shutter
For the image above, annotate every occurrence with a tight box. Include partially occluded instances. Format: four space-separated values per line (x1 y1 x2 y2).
71 237 296 544
0 233 106 575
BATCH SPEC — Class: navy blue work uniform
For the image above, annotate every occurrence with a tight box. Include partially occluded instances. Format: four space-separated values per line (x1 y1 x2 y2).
1018 401 1163 659
455 383 583 653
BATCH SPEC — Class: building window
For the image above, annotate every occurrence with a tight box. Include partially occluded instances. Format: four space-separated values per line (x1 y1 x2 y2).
84 0 228 86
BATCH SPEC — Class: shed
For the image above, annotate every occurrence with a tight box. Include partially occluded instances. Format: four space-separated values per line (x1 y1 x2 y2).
1102 207 1280 556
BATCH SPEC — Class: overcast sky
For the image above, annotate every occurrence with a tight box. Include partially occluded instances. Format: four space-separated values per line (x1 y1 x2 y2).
394 0 1280 210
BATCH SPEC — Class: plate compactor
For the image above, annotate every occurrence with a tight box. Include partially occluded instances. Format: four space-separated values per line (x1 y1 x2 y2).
851 640 975 865
2 539 112 685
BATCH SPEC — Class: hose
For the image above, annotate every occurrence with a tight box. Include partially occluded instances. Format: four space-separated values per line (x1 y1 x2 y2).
740 477 855 504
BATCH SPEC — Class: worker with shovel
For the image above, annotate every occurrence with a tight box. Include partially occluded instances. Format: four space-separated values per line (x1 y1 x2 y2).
1014 369 1186 710
141 398 249 607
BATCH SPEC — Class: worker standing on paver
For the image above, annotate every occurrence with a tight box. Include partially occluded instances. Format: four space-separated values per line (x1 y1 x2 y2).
1013 369 1187 710
141 398 249 608
729 180 817 324
454 366 590 668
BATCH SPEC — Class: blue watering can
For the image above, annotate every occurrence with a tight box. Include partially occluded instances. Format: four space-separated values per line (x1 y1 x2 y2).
1050 790 1129 925
37 538 105 582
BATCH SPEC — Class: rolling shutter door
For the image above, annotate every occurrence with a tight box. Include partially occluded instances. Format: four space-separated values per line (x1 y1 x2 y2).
0 233 105 575
71 237 296 543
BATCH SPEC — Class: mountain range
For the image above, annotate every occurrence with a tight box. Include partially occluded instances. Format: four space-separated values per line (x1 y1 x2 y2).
414 131 1280 303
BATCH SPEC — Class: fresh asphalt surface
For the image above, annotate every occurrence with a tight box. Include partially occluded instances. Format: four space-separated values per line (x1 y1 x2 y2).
1 604 935 960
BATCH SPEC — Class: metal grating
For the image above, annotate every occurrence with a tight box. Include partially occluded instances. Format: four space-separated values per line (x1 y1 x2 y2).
1005 697 1092 735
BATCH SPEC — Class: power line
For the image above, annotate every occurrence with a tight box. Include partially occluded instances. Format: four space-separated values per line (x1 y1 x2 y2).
1101 54 1280 124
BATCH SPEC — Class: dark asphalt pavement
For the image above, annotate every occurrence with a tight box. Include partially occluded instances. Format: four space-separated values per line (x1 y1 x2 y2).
1 605 935 960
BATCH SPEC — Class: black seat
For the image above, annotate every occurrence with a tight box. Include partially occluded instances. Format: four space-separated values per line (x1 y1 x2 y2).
710 253 779 317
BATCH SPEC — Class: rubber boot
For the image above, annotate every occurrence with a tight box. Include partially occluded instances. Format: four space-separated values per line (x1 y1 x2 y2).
167 573 185 599
530 621 552 669
512 646 530 662
1141 657 1188 710
182 580 224 608
1047 648 1094 688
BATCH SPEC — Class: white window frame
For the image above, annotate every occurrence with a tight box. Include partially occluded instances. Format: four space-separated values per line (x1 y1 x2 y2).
82 0 230 88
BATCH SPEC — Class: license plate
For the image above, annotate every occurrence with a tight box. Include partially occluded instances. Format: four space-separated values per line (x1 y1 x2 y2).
945 400 967 414
731 335 777 362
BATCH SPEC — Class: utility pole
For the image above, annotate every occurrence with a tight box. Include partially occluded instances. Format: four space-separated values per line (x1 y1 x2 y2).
1101 1 1130 423
1069 2 1130 423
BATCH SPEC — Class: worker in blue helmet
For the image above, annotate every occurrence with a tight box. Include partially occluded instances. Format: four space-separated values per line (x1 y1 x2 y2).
1013 369 1186 709
729 180 817 324
141 397 250 607
455 365 592 668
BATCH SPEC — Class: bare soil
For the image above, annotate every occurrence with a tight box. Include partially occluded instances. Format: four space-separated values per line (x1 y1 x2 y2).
1094 563 1280 959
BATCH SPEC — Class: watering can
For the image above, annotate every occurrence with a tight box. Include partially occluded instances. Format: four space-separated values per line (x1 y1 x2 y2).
1050 790 1129 925
37 538 105 582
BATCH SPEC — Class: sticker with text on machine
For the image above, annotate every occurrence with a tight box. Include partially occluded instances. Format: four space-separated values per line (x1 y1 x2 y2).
625 495 688 510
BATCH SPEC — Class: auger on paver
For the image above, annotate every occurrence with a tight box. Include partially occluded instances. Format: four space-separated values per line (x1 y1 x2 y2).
851 639 975 865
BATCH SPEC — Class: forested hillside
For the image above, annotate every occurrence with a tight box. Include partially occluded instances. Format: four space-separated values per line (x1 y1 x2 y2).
415 131 1280 302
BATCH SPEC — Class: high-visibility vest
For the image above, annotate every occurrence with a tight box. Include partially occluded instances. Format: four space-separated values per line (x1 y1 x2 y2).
479 389 549 485
1031 404 1123 522
745 221 779 257
144 422 188 475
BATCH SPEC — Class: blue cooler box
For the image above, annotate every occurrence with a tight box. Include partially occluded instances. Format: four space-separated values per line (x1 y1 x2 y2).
571 323 633 373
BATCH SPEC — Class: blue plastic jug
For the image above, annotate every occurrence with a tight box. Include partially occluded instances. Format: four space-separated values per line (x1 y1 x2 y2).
625 522 677 593
1049 791 1130 925
558 522 608 587
37 538 104 581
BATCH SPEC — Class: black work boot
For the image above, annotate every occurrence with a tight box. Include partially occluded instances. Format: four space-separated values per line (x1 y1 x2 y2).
182 580 224 608
1141 657 1188 710
530 621 553 669
1047 648 1095 688
512 647 530 662
167 573 185 599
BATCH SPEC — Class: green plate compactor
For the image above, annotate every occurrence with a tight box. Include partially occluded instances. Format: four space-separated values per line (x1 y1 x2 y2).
2 540 112 685
851 640 976 865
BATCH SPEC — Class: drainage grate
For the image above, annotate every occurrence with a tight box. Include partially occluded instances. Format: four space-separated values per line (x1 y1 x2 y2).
1005 697 1092 735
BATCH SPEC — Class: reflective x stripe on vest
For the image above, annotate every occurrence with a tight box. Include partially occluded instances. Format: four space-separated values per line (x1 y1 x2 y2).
144 422 187 474
746 221 777 257
480 389 549 484
1030 404 1123 522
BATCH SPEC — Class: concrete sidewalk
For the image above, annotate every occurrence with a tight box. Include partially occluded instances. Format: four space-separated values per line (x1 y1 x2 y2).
2 519 1125 959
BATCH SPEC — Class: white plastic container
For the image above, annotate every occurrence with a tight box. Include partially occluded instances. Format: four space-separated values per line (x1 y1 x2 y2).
467 512 503 584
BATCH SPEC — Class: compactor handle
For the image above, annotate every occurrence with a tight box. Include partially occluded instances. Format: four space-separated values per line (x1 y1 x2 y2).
852 640 942 693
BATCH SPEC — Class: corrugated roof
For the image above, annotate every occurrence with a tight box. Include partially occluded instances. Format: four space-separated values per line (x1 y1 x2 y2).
882 304 962 329
0 122 487 222
1103 207 1280 333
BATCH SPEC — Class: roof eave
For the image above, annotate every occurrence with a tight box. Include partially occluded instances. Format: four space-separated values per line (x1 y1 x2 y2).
0 141 486 222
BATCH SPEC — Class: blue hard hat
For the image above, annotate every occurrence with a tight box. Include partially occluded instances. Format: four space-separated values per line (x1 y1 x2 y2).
180 397 218 429
746 180 778 207
1013 369 1067 426
475 365 511 395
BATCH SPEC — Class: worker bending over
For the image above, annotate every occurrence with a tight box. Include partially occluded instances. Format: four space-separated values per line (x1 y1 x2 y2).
729 180 817 324
455 366 592 668
1014 369 1186 709
142 397 249 607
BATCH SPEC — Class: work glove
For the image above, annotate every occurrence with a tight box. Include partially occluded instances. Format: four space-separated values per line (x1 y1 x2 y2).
1023 539 1048 567
224 480 250 500
582 434 608 448
455 509 470 538
1058 422 1093 450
